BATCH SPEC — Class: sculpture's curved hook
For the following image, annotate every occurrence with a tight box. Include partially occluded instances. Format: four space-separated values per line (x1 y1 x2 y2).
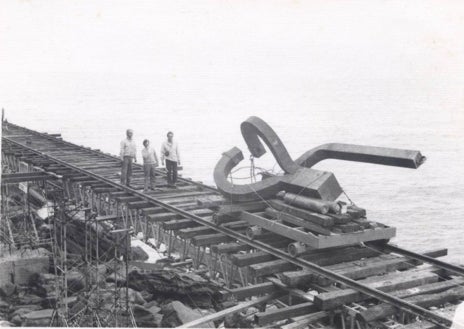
295 143 426 169
213 147 289 202
213 147 342 202
240 116 300 174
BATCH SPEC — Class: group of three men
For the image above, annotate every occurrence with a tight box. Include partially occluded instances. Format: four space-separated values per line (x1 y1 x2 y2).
120 129 180 191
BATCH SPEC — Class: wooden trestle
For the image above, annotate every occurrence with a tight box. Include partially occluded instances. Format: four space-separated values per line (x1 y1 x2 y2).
2 121 463 329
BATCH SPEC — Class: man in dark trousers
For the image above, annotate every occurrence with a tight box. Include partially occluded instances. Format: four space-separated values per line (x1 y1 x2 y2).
120 129 137 187
160 131 181 187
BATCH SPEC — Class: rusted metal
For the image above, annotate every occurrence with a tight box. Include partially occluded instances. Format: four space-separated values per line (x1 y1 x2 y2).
296 143 426 169
214 116 425 202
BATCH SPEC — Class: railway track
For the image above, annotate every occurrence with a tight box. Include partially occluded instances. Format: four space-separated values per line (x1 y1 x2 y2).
2 121 464 329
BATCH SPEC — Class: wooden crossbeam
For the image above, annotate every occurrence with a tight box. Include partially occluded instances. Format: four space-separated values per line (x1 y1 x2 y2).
314 269 439 310
178 293 280 328
1 172 55 184
256 302 318 326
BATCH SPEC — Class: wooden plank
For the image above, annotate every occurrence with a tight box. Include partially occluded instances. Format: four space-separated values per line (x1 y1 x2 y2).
147 212 183 222
396 305 459 329
256 302 318 326
163 219 200 231
250 246 379 277
281 311 329 329
230 251 276 267
127 201 153 209
316 227 396 249
266 277 315 301
147 208 213 222
329 213 354 225
240 211 320 246
177 225 215 239
331 249 447 281
226 282 276 300
114 195 141 203
212 237 291 254
192 233 234 246
109 191 130 197
92 187 120 194
358 277 464 322
185 221 249 241
178 293 280 328
337 222 362 233
283 248 450 287
314 269 439 310
281 253 404 287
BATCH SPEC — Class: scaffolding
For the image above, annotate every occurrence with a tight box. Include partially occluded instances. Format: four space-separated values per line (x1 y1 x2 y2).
48 186 135 327
1 152 135 327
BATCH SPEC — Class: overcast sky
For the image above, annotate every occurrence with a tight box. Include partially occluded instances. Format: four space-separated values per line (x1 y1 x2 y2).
1 0 463 134
2 0 463 77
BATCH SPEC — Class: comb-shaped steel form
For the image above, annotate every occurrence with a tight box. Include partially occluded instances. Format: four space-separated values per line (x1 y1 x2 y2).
214 116 426 202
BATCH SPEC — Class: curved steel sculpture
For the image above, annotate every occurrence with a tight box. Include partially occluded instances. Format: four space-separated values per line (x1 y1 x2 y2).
214 116 426 202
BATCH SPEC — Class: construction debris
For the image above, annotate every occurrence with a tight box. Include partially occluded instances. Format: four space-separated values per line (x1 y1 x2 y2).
127 269 224 309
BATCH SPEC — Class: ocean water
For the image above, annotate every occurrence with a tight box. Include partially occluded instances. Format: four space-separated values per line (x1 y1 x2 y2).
1 1 463 263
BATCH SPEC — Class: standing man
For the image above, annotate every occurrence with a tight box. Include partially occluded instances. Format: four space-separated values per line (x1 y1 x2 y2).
120 129 137 187
142 139 159 192
160 131 181 188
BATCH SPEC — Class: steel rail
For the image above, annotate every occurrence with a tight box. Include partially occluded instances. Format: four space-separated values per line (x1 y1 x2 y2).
2 136 453 328
367 242 464 277
2 122 218 192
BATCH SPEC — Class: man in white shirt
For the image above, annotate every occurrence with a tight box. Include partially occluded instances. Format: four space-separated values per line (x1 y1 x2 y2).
142 139 159 192
160 131 181 187
120 129 137 187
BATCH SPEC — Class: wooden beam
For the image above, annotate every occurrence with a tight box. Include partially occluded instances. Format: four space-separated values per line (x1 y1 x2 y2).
192 233 234 246
281 249 447 287
177 225 215 239
392 305 458 329
127 201 153 209
314 269 439 310
358 277 464 322
230 251 276 267
240 211 320 246
147 208 213 222
250 246 379 277
178 293 280 328
226 282 276 300
163 219 200 231
256 302 318 326
281 311 329 329
212 237 291 254
92 187 120 194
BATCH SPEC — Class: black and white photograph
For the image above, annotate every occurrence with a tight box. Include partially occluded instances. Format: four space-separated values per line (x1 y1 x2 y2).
1 1 463 328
